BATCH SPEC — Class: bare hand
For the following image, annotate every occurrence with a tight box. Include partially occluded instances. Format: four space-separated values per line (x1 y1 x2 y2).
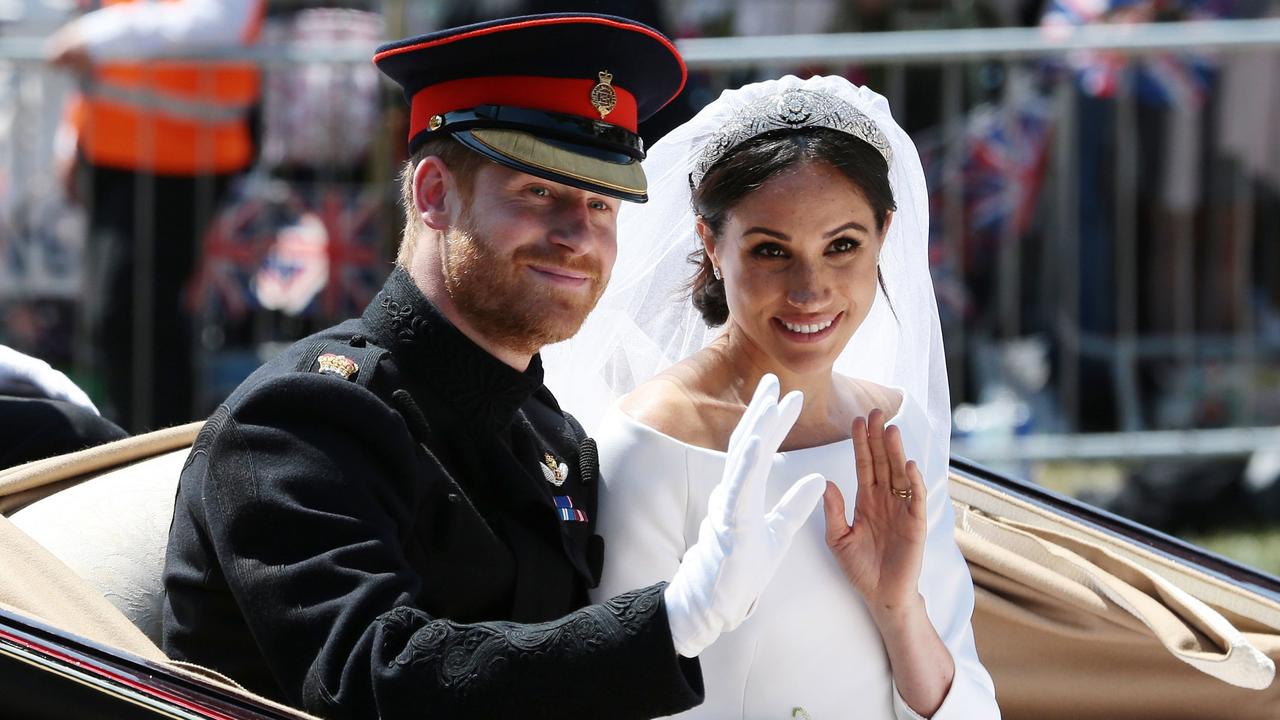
46 23 93 74
55 147 80 205
822 409 927 615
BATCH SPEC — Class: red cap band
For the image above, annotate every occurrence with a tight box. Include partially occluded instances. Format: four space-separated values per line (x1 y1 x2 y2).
409 75 639 143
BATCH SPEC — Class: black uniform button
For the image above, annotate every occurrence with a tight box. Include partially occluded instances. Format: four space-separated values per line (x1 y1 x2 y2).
349 334 367 348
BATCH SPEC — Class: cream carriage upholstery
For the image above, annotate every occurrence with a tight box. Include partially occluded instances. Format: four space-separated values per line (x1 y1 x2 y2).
0 424 322 720
0 423 198 650
1 425 1279 719
7 446 188 645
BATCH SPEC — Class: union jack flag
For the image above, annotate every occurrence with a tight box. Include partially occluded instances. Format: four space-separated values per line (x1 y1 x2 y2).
187 183 272 321
188 179 390 323
1041 0 1233 108
310 185 388 320
918 91 1055 322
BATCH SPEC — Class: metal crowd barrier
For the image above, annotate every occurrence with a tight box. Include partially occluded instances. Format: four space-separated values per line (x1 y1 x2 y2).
1 19 1278 462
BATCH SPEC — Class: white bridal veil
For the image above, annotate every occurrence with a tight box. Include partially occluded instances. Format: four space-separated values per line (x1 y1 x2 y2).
543 74 951 451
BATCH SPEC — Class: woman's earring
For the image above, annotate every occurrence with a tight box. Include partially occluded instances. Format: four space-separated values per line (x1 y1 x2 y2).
712 266 722 281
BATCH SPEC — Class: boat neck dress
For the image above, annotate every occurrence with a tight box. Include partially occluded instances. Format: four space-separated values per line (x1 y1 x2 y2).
590 387 1000 719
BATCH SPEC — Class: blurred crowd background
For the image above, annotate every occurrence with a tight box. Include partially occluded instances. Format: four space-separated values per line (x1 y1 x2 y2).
3 0 1280 570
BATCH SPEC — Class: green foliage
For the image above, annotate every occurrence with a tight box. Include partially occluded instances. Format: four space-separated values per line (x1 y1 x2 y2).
1184 527 1280 578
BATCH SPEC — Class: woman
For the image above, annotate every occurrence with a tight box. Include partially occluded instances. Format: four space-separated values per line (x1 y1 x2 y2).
545 75 997 718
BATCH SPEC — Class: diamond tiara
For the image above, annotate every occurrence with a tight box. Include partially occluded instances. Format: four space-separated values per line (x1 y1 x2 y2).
690 88 893 190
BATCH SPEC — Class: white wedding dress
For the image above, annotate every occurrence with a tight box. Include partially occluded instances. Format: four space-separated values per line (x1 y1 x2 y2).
589 387 998 719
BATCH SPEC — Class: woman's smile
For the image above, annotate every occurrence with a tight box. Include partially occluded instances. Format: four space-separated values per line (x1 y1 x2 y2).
774 312 843 343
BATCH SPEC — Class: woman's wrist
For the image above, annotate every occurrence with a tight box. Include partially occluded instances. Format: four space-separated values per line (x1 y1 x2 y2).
867 592 928 632
868 593 955 718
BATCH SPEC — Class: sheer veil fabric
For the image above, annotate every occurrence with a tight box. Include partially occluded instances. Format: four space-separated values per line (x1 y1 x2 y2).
542 74 949 453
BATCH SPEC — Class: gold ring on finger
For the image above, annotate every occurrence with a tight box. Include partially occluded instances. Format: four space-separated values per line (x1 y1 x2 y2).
890 486 913 501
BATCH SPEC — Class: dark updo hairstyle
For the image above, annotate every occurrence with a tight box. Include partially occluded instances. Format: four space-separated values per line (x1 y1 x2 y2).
689 126 896 327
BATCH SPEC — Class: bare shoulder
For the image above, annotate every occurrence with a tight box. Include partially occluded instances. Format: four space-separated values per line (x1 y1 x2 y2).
617 360 724 449
618 372 703 441
838 375 905 419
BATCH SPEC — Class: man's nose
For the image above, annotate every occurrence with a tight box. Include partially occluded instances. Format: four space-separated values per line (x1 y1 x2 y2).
548 200 595 254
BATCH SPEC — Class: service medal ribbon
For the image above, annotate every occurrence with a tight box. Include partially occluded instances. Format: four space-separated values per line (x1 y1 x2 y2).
553 495 588 522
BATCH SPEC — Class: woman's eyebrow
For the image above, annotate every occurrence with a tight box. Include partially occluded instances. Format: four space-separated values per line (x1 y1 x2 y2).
825 221 869 237
743 226 789 240
742 221 870 239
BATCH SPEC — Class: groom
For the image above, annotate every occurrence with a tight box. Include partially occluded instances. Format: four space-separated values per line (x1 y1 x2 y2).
162 13 825 720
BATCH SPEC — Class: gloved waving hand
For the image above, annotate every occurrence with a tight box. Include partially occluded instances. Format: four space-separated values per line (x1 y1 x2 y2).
663 374 827 657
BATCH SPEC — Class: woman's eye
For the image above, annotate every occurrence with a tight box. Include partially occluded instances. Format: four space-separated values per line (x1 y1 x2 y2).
752 243 787 258
828 238 861 254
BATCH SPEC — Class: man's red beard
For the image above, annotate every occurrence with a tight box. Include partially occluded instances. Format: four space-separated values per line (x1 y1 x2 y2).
440 218 607 357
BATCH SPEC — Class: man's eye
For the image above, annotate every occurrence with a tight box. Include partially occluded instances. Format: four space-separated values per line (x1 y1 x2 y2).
588 199 609 211
529 186 550 197
829 238 861 254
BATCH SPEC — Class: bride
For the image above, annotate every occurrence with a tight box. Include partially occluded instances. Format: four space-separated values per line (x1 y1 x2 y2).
544 75 998 718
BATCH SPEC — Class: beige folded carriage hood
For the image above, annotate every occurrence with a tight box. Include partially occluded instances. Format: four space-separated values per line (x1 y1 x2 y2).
952 468 1280 719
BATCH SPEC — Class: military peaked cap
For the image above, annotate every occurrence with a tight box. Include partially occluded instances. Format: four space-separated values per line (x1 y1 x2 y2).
374 13 687 203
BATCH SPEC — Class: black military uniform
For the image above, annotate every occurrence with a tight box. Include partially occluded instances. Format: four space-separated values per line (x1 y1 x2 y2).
162 13 700 720
164 269 701 717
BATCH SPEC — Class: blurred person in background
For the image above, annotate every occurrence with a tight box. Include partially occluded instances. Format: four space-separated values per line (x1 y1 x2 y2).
1041 0 1241 431
0 344 126 470
44 0 265 432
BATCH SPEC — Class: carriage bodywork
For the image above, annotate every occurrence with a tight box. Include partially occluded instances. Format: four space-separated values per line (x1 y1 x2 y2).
0 425 1277 719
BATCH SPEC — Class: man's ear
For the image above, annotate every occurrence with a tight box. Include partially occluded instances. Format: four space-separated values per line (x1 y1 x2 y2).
413 156 456 231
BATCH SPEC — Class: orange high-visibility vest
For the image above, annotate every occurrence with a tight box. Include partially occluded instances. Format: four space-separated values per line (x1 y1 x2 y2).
68 0 264 175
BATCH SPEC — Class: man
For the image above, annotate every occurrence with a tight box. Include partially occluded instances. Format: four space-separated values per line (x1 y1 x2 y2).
46 0 263 431
163 14 825 718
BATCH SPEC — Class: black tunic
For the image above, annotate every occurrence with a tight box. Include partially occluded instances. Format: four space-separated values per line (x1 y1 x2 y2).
162 268 702 719
0 396 127 471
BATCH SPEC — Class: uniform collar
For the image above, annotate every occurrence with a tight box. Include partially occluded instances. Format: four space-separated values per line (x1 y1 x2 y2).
364 266 545 429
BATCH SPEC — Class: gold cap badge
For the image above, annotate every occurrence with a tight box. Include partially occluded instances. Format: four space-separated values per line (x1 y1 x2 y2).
317 353 359 380
590 71 617 120
428 114 444 131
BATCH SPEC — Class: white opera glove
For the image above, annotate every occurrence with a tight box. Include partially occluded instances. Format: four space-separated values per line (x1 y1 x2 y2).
663 374 827 658
0 344 99 413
